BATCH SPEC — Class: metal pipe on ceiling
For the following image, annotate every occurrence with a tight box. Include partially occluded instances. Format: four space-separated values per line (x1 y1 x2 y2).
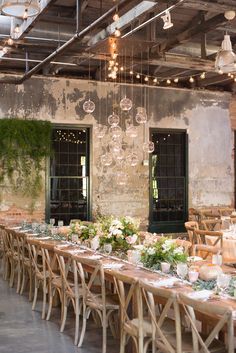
0 0 131 84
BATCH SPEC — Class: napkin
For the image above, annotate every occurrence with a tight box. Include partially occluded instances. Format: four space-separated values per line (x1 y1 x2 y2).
186 290 212 301
149 278 179 288
103 263 124 269
86 255 102 260
67 249 86 254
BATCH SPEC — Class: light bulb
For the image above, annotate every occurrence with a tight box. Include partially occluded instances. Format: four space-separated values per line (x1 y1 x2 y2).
166 79 171 84
114 28 121 37
14 24 20 34
23 8 28 20
120 66 124 71
7 38 13 46
136 74 140 79
174 77 179 83
2 47 8 54
234 77 236 82
112 52 118 59
189 76 194 83
129 70 133 75
113 13 119 22
218 69 223 74
144 76 149 82
109 60 115 66
153 78 157 83
111 42 116 50
200 72 206 79
113 66 118 72
228 72 232 77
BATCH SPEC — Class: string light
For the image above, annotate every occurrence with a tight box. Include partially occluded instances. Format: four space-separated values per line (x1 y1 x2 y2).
200 72 206 79
166 79 171 84
120 66 124 71
129 70 133 75
111 42 117 50
153 77 157 83
234 77 236 82
23 8 28 20
218 69 224 74
113 13 119 22
114 28 121 37
7 38 13 46
136 73 140 79
144 76 149 82
189 76 194 83
228 73 231 77
174 77 179 83
112 52 118 59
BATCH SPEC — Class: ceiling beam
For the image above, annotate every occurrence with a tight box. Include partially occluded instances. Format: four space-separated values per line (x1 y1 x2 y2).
181 0 236 13
152 13 229 55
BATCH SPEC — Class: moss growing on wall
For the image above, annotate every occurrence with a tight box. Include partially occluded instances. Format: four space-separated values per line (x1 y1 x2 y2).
0 118 52 207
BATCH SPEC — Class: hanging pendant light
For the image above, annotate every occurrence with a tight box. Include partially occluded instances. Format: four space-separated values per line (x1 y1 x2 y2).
108 112 120 126
161 10 173 30
83 98 95 114
215 34 236 73
1 0 40 18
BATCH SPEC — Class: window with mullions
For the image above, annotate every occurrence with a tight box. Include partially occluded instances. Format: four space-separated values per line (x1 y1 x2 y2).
47 127 90 225
150 130 188 233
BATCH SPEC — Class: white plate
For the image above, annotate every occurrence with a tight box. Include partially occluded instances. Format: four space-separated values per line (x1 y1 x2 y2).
187 256 203 262
186 290 213 301
149 278 179 288
86 255 103 260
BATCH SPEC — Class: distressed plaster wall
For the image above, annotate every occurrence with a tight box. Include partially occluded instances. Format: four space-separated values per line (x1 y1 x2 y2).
0 75 233 226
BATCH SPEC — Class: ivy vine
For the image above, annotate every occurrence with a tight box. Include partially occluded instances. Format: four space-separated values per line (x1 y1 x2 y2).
0 118 52 207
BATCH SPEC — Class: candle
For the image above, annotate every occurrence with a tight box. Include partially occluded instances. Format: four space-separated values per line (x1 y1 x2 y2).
188 271 199 283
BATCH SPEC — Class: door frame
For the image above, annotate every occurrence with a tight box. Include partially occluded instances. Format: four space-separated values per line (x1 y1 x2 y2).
149 128 189 233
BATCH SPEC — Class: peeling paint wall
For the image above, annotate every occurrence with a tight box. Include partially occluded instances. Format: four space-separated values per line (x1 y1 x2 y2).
0 75 233 226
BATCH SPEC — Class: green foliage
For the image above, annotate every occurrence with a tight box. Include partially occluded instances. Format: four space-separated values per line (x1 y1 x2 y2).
69 221 98 242
0 118 52 205
141 237 188 270
192 279 217 291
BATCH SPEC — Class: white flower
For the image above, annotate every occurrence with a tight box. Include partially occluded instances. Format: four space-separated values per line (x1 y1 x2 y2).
173 247 184 255
147 247 156 255
126 234 138 245
107 233 112 239
133 244 145 251
112 229 123 236
162 239 174 253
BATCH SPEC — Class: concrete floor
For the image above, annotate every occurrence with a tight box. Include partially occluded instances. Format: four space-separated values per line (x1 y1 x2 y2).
0 275 119 353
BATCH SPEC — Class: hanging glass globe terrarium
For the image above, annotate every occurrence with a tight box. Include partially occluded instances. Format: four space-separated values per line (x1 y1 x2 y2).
108 112 120 126
126 125 138 139
135 107 147 124
94 124 107 139
83 98 95 114
143 141 155 153
109 125 122 138
126 152 139 166
101 152 113 166
120 96 133 111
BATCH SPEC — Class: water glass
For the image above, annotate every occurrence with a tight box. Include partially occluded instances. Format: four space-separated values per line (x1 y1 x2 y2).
212 254 222 266
161 262 171 273
188 270 199 283
217 273 231 291
50 218 55 226
127 250 141 265
91 237 100 251
58 220 64 227
177 263 188 279
104 243 112 255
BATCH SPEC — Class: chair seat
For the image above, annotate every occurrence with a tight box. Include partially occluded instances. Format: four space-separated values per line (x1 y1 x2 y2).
87 293 120 310
124 316 176 338
165 331 226 353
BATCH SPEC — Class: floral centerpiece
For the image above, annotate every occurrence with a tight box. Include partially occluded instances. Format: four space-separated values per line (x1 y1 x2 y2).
69 221 98 242
98 216 140 252
141 237 188 270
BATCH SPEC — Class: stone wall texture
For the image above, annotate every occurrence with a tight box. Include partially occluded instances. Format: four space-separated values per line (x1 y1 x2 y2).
0 75 233 227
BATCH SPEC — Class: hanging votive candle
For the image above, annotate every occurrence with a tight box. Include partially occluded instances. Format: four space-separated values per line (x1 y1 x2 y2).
120 96 133 111
83 98 95 113
108 112 120 126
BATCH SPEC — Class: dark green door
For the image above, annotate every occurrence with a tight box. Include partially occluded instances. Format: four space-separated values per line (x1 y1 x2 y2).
149 129 188 233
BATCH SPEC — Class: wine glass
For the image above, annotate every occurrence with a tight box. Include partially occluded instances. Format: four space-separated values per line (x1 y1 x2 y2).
177 263 188 279
104 243 112 255
217 274 231 293
58 220 64 227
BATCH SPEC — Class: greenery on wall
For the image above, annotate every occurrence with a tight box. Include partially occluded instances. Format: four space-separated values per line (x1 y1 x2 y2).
0 118 52 207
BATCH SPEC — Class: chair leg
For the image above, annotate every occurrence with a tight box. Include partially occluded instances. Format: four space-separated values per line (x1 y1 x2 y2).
74 298 80 345
46 285 54 321
102 313 107 353
9 259 15 288
20 266 26 295
28 268 33 301
32 279 39 311
60 297 68 332
42 282 47 320
16 261 21 293
120 330 127 353
78 305 88 348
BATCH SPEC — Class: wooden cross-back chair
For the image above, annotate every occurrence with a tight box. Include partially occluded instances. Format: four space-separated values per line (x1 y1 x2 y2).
73 255 119 353
139 280 182 353
4 228 19 288
27 238 48 319
201 219 222 232
184 221 199 255
109 270 145 353
40 244 64 324
192 229 223 260
178 293 234 353
15 231 33 300
54 247 81 345
219 207 234 217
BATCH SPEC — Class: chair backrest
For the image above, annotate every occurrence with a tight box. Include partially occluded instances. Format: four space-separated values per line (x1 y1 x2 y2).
72 255 106 306
139 280 181 353
27 238 46 277
219 207 234 217
201 219 222 232
41 242 59 280
193 229 223 247
54 248 75 299
184 221 199 245
178 293 234 353
109 270 139 324
174 238 192 254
